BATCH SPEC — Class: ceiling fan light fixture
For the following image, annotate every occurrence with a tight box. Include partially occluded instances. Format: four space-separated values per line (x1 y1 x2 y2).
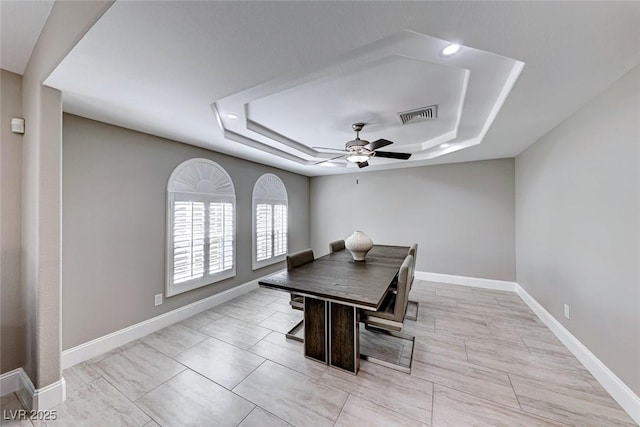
346 153 370 163
442 43 461 56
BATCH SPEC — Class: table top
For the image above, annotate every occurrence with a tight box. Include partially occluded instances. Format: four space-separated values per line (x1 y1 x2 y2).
258 245 409 310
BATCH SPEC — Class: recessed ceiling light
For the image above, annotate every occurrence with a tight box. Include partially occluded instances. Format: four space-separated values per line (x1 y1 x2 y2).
442 44 461 56
227 113 239 119
319 162 337 167
440 143 451 148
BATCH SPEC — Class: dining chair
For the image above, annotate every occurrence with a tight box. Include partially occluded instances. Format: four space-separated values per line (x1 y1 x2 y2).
287 248 315 270
406 243 419 321
329 239 345 253
361 254 413 332
285 248 315 342
408 244 418 283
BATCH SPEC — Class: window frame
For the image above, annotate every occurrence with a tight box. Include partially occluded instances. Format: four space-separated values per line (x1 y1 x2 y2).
252 174 288 270
166 159 236 297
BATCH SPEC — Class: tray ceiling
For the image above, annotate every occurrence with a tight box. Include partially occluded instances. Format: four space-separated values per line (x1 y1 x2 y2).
42 1 640 176
214 31 522 169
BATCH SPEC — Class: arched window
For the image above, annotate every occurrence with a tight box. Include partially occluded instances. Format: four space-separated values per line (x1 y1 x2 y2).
166 159 236 296
252 173 288 270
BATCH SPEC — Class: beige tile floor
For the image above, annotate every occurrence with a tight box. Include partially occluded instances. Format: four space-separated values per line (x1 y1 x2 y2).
2 281 636 426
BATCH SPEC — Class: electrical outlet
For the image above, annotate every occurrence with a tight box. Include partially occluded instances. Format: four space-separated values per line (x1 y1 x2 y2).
154 293 163 306
564 303 570 319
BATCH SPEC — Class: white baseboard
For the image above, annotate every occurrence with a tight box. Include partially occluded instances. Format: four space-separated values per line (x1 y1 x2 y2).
0 368 66 411
415 271 517 292
21 375 67 411
516 284 640 425
62 278 262 369
0 368 23 396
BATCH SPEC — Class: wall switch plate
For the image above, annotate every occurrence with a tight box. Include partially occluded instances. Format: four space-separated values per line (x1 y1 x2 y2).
154 294 163 306
564 303 570 319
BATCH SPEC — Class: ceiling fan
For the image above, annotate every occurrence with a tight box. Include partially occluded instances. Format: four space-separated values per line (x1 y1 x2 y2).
313 123 412 168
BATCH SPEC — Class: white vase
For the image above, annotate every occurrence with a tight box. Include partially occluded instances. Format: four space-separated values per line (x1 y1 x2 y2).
345 231 373 261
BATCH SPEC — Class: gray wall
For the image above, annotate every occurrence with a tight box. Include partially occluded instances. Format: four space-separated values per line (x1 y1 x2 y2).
310 159 516 281
1 69 25 374
62 114 310 349
516 65 640 395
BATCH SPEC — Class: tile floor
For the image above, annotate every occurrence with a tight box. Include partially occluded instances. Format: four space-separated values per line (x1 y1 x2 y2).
1 281 636 426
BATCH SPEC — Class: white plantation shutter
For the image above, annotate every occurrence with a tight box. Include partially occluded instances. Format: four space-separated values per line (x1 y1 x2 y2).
173 201 205 284
256 204 273 261
166 159 236 297
252 174 288 270
209 202 233 274
223 203 233 270
273 204 287 256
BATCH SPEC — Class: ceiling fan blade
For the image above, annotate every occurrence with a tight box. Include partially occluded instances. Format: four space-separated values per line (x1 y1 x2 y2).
314 155 345 165
357 161 369 168
312 146 348 152
374 151 412 160
365 138 393 151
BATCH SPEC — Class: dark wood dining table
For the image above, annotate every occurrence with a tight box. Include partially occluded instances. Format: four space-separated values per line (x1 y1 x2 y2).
258 245 409 374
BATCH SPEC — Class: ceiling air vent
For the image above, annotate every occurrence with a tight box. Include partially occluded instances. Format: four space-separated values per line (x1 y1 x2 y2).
397 105 438 125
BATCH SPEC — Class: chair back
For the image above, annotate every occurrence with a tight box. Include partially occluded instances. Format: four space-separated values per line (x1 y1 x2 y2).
408 243 418 260
408 243 418 286
393 254 413 321
329 239 345 253
287 249 315 270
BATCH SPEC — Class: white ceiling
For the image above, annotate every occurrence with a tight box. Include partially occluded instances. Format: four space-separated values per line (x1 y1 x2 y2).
38 2 640 176
0 0 53 74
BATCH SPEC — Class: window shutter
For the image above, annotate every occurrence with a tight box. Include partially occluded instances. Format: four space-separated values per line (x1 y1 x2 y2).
256 203 273 261
273 204 287 256
209 202 234 274
167 159 236 297
223 202 233 270
252 174 288 270
173 201 205 284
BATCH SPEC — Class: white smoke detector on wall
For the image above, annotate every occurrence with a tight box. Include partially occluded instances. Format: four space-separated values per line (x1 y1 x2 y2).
11 118 25 134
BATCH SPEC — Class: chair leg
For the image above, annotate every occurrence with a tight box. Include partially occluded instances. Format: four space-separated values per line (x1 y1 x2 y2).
405 300 419 321
359 325 415 373
285 319 304 342
290 294 304 310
